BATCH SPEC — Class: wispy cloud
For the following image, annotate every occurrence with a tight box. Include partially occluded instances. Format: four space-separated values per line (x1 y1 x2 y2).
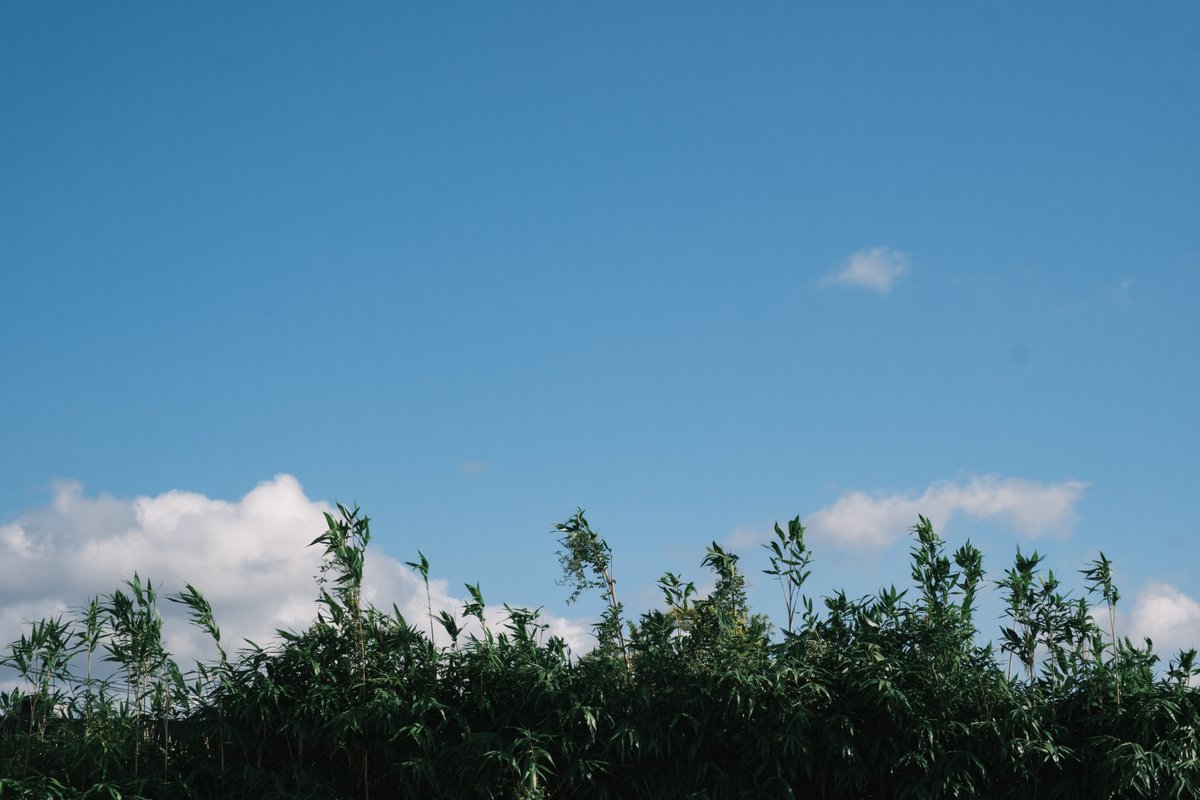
457 460 491 476
1055 277 1139 316
824 246 910 294
807 475 1087 550
0 476 592 666
1112 278 1135 305
1128 581 1200 657
724 523 767 550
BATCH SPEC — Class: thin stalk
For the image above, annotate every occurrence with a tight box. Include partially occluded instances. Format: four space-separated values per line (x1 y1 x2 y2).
602 563 631 671
1109 601 1120 711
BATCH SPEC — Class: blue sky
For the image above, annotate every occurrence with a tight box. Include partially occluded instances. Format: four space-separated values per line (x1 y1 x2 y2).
2 3 1198 657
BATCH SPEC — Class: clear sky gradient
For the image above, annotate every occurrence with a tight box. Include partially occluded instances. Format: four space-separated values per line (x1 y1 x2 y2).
2 4 1198 656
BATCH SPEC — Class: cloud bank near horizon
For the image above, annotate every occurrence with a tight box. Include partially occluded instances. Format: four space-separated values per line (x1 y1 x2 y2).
4 474 1195 680
0 476 592 669
806 475 1088 551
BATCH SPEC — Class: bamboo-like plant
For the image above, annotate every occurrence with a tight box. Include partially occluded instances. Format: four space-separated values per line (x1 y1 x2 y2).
404 550 435 644
552 509 629 670
763 516 811 637
169 582 229 774
3 505 1199 799
1082 552 1122 709
101 573 170 780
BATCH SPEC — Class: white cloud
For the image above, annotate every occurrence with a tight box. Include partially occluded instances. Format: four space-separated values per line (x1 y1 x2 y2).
724 523 767 550
824 246 910 293
807 475 1087 550
1128 581 1200 657
0 476 592 676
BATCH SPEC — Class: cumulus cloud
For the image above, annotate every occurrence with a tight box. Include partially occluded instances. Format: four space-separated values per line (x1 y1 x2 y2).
1127 581 1200 657
824 246 910 293
807 475 1087 550
0 476 592 672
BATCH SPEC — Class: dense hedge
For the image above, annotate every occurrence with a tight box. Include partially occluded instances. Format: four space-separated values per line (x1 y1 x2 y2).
2 507 1198 799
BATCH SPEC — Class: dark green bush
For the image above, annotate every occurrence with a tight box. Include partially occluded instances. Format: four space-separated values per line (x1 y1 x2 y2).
2 506 1198 799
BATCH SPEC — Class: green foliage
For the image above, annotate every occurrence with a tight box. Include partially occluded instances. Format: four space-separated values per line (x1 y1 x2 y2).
552 509 629 669
3 505 1199 799
763 516 811 636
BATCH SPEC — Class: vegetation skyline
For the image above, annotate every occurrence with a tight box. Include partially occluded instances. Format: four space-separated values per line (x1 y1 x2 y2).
3 504 1199 797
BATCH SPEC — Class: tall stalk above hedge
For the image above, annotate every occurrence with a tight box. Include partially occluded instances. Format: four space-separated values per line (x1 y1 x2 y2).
552 509 629 670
